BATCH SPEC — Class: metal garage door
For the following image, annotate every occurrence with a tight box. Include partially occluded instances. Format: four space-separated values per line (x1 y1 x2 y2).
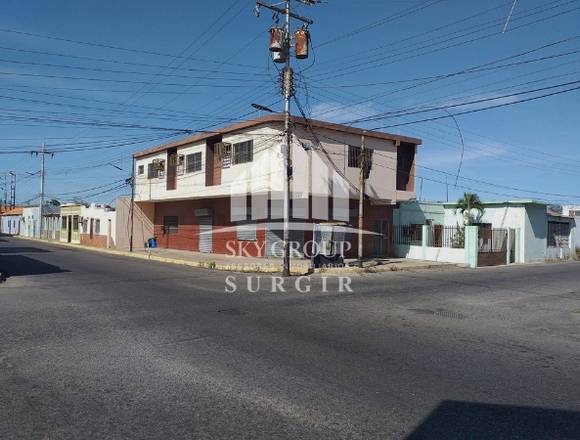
266 227 283 258
199 216 212 253
265 226 304 258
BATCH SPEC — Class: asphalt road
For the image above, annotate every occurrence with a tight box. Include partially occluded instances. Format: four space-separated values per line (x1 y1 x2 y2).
1 236 580 440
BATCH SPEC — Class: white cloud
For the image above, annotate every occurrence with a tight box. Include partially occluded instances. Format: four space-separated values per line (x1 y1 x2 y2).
419 140 509 167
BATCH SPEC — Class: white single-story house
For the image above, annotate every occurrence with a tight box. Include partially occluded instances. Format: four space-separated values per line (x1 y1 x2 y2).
0 207 23 235
443 200 548 264
80 203 116 249
394 200 576 265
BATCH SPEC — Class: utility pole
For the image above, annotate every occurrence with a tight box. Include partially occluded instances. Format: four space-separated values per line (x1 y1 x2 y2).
282 0 293 277
129 157 135 252
255 0 314 276
357 134 366 268
2 173 7 210
9 171 16 209
39 143 46 239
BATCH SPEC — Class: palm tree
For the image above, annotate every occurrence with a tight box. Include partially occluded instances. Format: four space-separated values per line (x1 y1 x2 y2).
456 192 485 225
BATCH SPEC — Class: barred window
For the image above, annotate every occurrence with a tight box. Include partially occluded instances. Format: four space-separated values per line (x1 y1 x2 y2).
233 141 253 165
348 145 373 169
147 160 165 179
186 152 202 173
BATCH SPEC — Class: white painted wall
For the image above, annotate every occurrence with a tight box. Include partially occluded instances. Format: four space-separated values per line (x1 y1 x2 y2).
394 201 445 226
444 203 547 263
525 204 548 263
293 125 408 203
1 215 22 235
135 125 284 202
81 204 116 246
21 207 40 238
394 244 465 264
135 122 416 207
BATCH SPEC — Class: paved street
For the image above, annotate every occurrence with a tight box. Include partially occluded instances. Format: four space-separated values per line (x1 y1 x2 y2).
1 236 580 439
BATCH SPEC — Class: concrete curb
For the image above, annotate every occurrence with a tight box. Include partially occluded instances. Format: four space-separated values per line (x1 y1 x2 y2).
13 236 460 275
15 236 294 273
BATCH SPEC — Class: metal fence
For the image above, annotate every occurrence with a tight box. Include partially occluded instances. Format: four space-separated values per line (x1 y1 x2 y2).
393 225 423 246
427 225 465 249
393 225 465 248
547 221 570 248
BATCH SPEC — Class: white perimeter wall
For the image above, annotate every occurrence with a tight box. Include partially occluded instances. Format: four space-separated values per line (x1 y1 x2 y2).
394 244 465 264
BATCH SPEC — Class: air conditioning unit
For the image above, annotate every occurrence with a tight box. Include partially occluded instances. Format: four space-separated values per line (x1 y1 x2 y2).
177 155 185 175
215 142 232 168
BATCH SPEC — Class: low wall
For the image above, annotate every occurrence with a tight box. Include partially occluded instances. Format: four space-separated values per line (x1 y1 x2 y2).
394 244 465 264
80 234 110 249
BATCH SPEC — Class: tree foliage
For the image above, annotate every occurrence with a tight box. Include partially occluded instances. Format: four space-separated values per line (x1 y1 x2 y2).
455 193 485 225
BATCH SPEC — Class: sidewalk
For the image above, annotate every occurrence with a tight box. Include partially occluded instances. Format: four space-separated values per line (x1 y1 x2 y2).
14 236 459 274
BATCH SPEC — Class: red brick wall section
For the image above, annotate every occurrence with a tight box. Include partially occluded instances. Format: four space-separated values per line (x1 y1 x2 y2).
80 234 109 249
345 200 394 259
153 197 266 257
152 197 393 258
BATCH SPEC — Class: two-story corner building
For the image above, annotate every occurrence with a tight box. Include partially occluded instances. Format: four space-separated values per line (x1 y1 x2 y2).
132 114 421 258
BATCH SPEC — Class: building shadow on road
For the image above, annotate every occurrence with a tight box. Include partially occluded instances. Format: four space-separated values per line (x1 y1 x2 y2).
0 255 69 277
0 246 51 254
406 400 580 440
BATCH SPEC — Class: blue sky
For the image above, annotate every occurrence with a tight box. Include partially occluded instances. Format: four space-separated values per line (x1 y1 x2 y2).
0 0 579 206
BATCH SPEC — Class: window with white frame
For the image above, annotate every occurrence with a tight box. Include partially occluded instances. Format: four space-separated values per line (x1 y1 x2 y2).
147 159 165 179
186 152 202 173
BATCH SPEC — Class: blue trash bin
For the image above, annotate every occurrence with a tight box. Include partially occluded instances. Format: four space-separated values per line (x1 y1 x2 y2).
147 238 157 249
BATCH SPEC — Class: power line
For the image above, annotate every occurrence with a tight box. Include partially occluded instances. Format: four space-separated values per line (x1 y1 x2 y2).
314 131 580 202
0 27 262 70
316 0 445 48
347 80 580 123
367 82 580 130
308 35 580 121
312 0 579 81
